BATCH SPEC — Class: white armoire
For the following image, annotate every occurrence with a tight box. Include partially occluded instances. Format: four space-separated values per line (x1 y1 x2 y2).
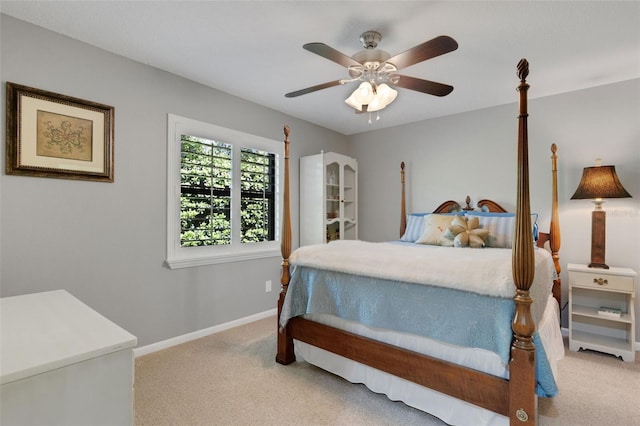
300 151 357 246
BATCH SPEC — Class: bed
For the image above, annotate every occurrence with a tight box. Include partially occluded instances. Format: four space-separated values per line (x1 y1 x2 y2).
276 59 563 425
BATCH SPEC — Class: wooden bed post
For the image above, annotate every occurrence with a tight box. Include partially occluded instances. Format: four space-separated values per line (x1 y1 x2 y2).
549 143 562 306
400 162 406 238
509 59 537 425
276 125 295 365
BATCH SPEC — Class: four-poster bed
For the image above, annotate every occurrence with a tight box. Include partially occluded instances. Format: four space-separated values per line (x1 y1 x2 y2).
276 59 563 425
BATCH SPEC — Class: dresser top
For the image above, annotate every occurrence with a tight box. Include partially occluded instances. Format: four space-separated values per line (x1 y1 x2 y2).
1 290 137 385
567 263 637 277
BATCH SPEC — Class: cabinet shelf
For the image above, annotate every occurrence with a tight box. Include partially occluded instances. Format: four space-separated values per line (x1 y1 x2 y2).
571 330 632 352
571 304 632 324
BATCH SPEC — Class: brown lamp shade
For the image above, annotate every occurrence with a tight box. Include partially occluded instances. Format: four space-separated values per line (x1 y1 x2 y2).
571 164 631 269
571 165 631 200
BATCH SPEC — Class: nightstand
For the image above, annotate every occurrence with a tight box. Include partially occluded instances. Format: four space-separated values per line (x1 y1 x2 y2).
568 263 637 361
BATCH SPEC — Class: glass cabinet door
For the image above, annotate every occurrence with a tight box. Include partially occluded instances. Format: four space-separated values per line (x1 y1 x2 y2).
341 162 357 240
325 160 341 242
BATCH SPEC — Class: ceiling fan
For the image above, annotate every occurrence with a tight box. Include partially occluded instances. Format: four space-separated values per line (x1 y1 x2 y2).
285 30 458 113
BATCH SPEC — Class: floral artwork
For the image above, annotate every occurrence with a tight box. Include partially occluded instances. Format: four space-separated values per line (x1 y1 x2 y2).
37 111 93 161
5 82 114 182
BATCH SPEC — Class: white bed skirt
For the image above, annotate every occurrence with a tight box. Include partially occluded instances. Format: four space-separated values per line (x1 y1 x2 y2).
295 295 564 426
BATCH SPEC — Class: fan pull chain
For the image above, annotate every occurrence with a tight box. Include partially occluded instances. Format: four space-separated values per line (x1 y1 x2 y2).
367 111 382 124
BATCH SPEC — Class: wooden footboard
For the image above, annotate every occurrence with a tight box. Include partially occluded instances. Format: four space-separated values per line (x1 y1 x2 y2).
277 59 548 425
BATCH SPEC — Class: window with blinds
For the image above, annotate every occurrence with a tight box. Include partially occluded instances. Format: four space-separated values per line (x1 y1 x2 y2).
167 114 282 269
240 148 276 243
180 135 232 247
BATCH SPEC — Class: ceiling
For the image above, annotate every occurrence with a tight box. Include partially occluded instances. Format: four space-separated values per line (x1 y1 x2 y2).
2 1 639 135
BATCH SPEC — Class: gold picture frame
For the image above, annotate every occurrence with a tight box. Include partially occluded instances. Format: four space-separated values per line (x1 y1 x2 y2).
5 82 114 182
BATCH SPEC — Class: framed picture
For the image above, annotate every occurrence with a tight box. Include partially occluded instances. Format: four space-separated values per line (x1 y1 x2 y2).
5 82 114 182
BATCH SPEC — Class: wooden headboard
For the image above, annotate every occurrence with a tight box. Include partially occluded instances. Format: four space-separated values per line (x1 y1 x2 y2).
431 196 508 214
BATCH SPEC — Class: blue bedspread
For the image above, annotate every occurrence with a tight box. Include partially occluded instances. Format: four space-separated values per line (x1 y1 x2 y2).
280 265 558 397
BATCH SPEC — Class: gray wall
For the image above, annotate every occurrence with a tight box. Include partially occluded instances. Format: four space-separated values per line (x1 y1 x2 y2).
2 15 639 345
348 79 640 331
0 15 348 346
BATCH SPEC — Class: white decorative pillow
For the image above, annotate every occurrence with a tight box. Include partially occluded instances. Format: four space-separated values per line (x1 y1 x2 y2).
415 214 463 246
444 215 490 248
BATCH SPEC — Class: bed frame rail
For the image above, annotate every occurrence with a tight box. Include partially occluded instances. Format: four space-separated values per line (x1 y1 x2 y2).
288 316 511 416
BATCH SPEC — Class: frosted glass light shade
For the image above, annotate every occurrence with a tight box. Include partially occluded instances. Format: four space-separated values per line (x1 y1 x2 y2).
367 84 397 112
345 82 397 112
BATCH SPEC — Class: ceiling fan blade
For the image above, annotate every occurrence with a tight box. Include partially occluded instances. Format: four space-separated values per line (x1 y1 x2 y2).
303 43 362 68
386 35 458 70
285 80 344 98
392 74 454 97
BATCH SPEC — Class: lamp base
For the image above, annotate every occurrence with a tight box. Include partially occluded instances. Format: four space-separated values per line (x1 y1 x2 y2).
589 209 608 269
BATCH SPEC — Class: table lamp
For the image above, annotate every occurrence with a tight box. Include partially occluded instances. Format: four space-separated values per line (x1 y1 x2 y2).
570 160 631 269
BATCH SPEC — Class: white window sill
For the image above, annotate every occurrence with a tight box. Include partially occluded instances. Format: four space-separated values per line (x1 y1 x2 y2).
165 247 281 269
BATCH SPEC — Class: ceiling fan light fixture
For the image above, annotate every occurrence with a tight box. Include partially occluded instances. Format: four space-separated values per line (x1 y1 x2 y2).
345 81 375 110
347 83 397 112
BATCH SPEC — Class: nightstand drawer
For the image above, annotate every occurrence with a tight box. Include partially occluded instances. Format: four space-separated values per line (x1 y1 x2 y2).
570 271 633 292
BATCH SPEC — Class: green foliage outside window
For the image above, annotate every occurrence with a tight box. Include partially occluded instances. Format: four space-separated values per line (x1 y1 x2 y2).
180 135 275 247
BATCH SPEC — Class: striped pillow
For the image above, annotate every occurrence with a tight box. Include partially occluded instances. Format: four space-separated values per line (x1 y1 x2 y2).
400 213 430 242
466 212 539 248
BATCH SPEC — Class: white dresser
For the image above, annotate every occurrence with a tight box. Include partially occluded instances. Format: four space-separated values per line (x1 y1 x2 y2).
1 290 137 425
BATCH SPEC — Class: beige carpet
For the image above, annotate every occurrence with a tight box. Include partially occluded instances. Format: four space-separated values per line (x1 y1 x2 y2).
135 316 640 425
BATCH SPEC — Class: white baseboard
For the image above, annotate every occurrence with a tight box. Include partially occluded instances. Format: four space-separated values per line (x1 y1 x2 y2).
133 308 277 358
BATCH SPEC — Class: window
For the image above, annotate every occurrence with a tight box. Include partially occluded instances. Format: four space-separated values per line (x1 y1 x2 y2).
167 114 282 269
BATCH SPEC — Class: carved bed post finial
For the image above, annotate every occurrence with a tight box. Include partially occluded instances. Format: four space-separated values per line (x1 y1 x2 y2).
517 58 529 83
400 162 406 238
463 195 474 211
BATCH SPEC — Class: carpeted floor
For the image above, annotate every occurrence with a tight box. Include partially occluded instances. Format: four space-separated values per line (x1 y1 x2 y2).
134 316 639 425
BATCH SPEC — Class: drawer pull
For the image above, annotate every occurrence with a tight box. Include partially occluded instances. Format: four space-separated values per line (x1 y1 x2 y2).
593 278 608 286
